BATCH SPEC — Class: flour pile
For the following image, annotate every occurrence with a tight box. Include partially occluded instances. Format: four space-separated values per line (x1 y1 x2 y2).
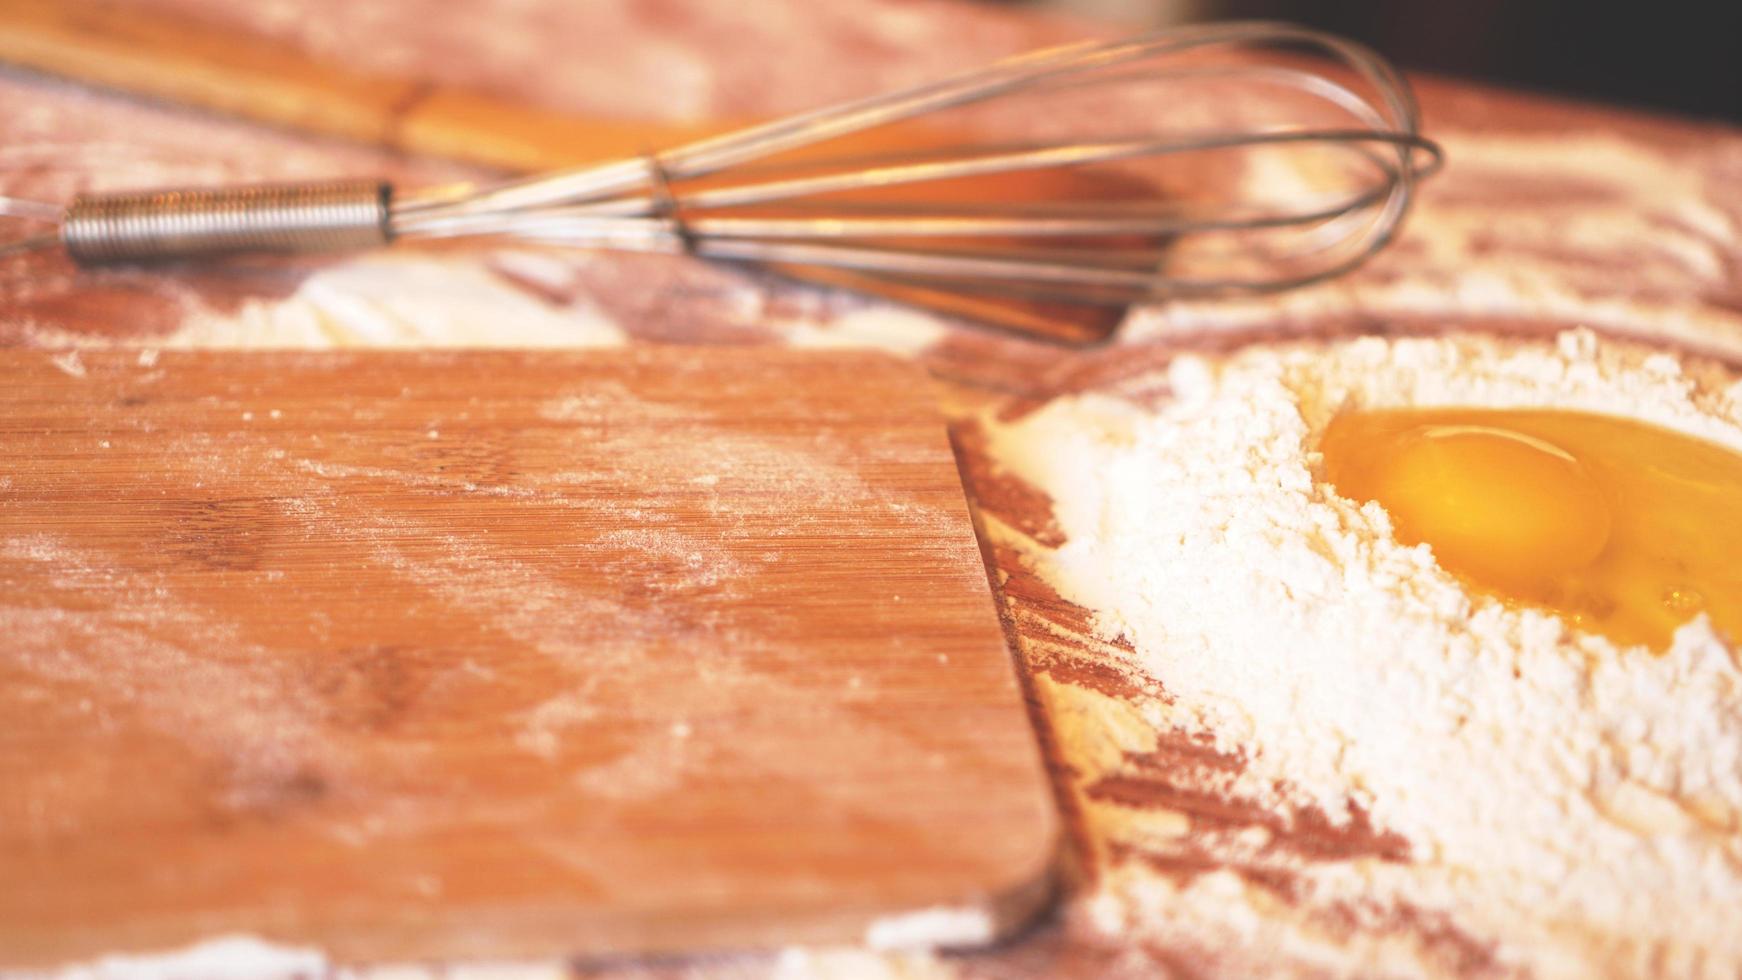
987 329 1742 978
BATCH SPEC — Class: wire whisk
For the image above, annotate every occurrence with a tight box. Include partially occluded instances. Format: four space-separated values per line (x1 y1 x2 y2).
0 21 1441 308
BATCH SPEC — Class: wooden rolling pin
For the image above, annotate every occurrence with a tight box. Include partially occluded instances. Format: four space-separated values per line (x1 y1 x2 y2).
0 0 1129 342
0 0 726 170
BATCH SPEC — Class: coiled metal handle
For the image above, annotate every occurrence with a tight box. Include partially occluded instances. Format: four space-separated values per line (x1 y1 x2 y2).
63 179 392 264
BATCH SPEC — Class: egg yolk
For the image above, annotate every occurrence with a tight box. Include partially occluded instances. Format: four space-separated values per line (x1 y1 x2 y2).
1320 409 1742 651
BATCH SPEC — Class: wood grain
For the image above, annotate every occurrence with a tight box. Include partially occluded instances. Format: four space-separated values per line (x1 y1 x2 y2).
0 348 1059 968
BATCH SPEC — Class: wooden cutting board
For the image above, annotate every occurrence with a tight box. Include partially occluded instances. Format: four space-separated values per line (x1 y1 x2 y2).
0 348 1058 970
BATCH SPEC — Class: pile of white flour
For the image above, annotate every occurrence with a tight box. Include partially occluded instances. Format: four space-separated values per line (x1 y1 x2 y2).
987 329 1742 978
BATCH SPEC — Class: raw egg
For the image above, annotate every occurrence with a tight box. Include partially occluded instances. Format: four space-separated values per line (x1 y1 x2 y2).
1320 408 1742 651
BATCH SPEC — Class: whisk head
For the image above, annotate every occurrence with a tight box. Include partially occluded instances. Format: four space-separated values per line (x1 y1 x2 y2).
392 20 1443 304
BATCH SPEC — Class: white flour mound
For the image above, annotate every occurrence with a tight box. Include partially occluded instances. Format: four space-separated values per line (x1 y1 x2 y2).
988 329 1742 979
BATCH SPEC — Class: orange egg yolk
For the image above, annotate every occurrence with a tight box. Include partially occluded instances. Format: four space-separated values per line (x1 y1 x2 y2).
1320 409 1742 651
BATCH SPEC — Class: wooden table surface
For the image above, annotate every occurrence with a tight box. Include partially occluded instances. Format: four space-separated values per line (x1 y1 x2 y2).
2 0 1741 976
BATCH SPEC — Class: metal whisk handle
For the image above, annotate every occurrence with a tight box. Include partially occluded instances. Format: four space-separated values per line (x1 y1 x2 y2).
62 179 392 264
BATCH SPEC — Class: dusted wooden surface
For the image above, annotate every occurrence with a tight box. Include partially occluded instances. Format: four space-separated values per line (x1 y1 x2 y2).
2 0 1742 975
0 348 1057 968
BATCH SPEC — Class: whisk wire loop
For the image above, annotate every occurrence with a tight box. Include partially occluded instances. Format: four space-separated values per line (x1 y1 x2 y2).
642 153 697 256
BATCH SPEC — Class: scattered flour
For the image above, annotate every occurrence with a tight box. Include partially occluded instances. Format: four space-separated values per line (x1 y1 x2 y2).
167 253 627 349
48 350 86 377
783 306 949 357
50 936 326 980
862 906 999 952
986 329 1742 978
